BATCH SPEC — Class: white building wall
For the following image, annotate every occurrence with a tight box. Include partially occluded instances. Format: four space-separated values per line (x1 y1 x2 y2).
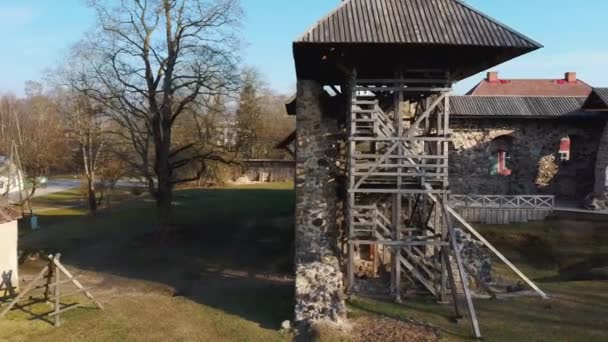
0 220 18 290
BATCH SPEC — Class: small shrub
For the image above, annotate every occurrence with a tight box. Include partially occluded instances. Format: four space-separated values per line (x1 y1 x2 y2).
130 187 144 196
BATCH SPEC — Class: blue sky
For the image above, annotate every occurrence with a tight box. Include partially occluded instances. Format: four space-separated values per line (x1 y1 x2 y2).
1 0 607 96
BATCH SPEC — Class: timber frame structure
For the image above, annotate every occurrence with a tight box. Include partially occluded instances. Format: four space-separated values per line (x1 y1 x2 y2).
345 71 484 336
292 0 547 339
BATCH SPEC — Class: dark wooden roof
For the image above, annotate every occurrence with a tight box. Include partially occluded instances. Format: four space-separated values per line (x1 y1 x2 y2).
450 96 593 119
583 88 608 111
297 0 540 48
596 88 608 105
293 0 541 82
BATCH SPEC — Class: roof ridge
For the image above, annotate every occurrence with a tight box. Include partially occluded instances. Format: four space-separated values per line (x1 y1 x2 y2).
466 80 483 95
294 0 542 49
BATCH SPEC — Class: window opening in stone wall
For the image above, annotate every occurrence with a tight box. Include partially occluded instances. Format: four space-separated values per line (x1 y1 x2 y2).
489 135 514 176
559 136 571 161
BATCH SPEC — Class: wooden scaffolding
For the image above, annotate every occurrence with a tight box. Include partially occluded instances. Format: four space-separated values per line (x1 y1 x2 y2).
345 70 478 337
343 70 550 339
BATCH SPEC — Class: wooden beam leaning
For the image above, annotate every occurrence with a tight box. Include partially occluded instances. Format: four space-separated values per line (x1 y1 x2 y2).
0 266 49 317
424 185 548 299
443 203 482 339
353 141 400 188
445 206 549 299
407 93 447 137
53 259 105 309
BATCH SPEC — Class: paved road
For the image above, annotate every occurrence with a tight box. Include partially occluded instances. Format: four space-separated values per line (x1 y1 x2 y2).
35 179 81 198
7 177 144 202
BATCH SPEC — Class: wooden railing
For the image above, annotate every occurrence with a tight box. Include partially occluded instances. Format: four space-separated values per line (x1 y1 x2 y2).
449 195 555 224
450 195 555 209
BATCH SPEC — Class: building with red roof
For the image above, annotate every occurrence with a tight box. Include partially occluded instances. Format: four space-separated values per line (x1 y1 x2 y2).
467 72 593 97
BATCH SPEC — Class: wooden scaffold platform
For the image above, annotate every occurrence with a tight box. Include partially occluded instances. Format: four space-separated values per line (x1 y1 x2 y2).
0 254 103 327
344 70 548 339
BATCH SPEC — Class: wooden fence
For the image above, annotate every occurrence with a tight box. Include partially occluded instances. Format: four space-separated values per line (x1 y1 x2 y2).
239 159 295 183
449 195 555 224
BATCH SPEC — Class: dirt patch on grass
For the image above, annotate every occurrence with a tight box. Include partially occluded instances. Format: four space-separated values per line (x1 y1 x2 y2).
352 316 439 342
310 317 439 342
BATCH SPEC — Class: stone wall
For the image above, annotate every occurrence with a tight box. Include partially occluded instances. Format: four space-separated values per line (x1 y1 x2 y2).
587 121 608 209
594 121 608 194
449 118 604 201
294 80 347 324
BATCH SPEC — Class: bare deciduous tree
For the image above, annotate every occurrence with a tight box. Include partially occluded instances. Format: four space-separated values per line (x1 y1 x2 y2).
0 83 71 212
56 89 108 213
236 69 295 160
71 0 242 236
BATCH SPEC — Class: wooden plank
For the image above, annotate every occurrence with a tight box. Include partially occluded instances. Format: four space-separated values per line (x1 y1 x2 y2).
350 136 450 142
408 93 448 137
0 266 49 318
53 260 104 310
54 261 60 327
446 206 548 299
48 303 82 317
442 246 462 318
399 256 437 297
425 185 548 299
350 240 449 247
355 86 452 92
443 204 482 339
356 78 449 84
349 189 450 194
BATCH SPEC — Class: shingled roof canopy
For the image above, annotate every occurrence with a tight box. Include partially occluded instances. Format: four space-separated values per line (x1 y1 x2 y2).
583 88 608 111
449 96 596 119
294 0 542 81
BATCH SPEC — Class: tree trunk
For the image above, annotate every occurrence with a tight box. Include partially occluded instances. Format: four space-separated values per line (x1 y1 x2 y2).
87 176 97 213
156 180 173 241
154 106 174 239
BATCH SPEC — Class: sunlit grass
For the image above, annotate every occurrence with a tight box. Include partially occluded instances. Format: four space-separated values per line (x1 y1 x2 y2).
6 183 296 342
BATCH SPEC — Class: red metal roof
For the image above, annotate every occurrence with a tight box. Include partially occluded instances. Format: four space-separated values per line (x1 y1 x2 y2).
467 73 593 96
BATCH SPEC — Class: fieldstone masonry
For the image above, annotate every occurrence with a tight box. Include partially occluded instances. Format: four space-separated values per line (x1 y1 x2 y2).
294 80 347 324
450 119 603 201
587 121 608 209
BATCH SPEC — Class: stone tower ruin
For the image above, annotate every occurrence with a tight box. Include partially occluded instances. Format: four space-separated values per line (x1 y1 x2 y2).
292 0 547 338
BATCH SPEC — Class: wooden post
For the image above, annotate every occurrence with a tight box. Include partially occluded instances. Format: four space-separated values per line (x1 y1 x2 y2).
443 204 482 339
446 207 548 299
53 255 61 327
347 69 357 293
392 71 403 302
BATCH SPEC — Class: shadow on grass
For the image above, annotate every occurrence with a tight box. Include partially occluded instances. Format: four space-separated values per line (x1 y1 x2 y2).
18 186 296 330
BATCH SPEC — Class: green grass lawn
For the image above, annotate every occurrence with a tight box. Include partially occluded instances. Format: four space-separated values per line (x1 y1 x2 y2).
3 184 608 341
3 183 295 342
348 219 608 341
